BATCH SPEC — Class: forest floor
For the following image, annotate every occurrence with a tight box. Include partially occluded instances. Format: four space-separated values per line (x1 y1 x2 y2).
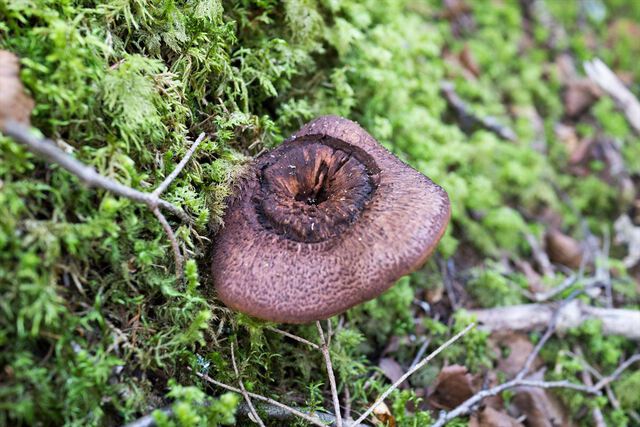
2 0 640 426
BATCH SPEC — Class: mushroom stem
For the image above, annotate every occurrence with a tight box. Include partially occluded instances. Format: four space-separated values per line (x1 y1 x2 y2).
317 320 343 427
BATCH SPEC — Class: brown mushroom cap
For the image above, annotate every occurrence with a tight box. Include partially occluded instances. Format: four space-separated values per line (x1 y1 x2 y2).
212 116 450 323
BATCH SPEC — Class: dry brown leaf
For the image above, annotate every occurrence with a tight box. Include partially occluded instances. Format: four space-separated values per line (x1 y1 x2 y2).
511 377 573 427
563 79 601 118
490 332 539 377
428 365 474 410
545 229 584 269
0 50 34 129
378 357 406 388
372 401 396 427
473 406 525 427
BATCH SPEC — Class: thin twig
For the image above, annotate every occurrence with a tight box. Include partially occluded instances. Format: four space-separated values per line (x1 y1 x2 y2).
2 120 204 278
267 326 320 350
593 354 640 390
353 323 476 426
151 207 184 277
193 369 327 427
152 133 206 197
231 343 265 427
585 58 640 134
317 321 343 427
2 121 192 222
237 402 371 427
431 379 600 427
516 290 582 380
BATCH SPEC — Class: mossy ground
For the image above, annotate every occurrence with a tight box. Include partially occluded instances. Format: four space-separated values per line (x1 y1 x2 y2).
1 0 640 426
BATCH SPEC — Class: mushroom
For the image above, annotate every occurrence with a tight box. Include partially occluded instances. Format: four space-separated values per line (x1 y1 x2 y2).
212 116 450 323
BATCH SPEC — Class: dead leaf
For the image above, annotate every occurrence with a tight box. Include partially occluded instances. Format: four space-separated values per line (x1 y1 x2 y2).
511 371 573 427
490 332 539 377
563 79 601 118
472 406 525 427
372 401 396 427
428 365 474 410
378 358 406 388
0 50 34 129
545 229 584 269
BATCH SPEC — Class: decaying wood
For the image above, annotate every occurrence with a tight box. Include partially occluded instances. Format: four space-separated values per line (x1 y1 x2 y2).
470 300 640 340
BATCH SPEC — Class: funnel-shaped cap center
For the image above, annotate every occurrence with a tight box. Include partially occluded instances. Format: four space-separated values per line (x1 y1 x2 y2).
255 141 377 242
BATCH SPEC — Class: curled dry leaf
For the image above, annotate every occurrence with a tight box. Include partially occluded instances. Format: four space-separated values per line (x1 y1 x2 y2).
428 365 474 410
0 50 34 129
545 229 584 269
372 401 396 427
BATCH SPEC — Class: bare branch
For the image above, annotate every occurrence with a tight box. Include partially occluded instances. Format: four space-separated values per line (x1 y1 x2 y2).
593 354 640 390
153 133 205 197
231 343 265 427
353 322 476 426
151 208 183 277
1 120 205 278
431 378 599 427
2 121 191 223
585 59 640 134
266 326 320 350
440 81 517 141
238 402 371 427
193 369 328 427
470 300 640 340
516 290 582 380
317 320 343 427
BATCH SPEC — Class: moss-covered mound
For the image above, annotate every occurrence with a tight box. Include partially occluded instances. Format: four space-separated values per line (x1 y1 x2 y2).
2 0 640 425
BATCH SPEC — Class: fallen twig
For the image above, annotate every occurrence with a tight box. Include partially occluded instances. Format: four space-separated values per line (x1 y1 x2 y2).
352 322 476 426
267 326 320 350
238 402 371 427
317 320 343 427
231 342 265 427
470 299 640 340
585 58 640 134
194 369 328 427
440 81 517 141
432 292 640 426
1 120 205 277
516 290 582 381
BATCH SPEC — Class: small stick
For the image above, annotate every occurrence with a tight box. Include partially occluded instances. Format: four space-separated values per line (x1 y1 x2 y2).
194 369 327 427
431 378 600 427
516 290 582 381
152 133 206 197
151 207 184 277
585 58 640 134
2 121 205 278
353 323 476 426
317 321 343 427
231 343 265 427
267 326 320 350
593 354 640 390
